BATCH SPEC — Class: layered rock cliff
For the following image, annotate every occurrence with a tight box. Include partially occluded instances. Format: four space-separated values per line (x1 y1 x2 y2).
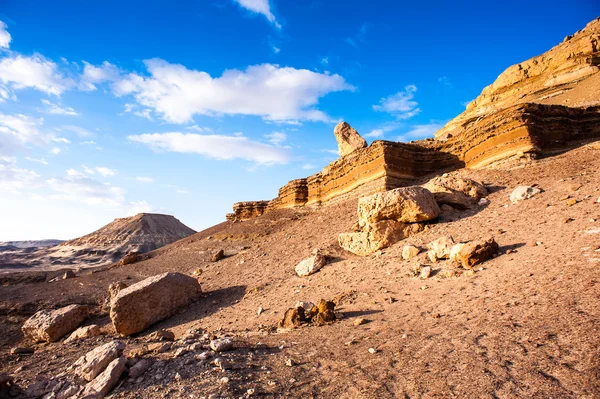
227 17 600 221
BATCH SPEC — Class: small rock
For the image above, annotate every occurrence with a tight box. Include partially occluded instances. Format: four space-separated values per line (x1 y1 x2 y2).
428 236 455 261
108 281 128 300
80 356 127 398
401 245 420 260
173 348 188 358
478 198 490 206
294 301 315 314
209 338 234 352
128 359 151 379
22 304 88 343
453 237 499 269
566 198 577 207
510 186 542 203
120 253 139 265
65 324 101 343
295 253 327 277
285 358 295 367
212 250 225 262
368 348 377 354
73 340 126 381
419 266 432 279
147 329 175 341
257 306 264 316
148 342 171 353
213 357 231 370
312 300 336 326
279 307 306 329
353 318 367 326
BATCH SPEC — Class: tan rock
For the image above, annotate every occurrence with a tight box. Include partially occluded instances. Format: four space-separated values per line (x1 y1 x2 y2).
22 304 88 343
108 281 128 300
402 245 420 260
313 300 336 326
110 272 202 336
295 253 327 277
334 121 367 157
510 186 542 203
453 237 499 269
427 236 456 261
120 253 139 265
423 176 488 209
279 307 306 329
128 358 151 379
73 340 126 381
357 186 440 229
80 356 126 398
211 249 225 262
147 329 175 341
65 324 101 343
339 221 424 256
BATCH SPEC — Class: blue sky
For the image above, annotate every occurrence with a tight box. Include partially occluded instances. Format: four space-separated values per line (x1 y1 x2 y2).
0 0 598 240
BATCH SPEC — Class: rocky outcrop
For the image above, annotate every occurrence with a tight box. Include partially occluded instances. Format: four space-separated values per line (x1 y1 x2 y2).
334 121 367 156
339 187 437 256
227 18 600 221
435 17 600 141
22 304 88 343
110 272 202 336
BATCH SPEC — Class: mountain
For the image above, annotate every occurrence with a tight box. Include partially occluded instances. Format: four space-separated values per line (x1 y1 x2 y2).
0 213 195 271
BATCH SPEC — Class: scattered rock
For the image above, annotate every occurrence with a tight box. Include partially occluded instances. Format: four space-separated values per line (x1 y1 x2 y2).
148 342 171 354
128 359 151 379
334 121 367 157
368 348 377 354
357 186 441 228
73 340 126 381
419 266 432 279
257 305 264 316
285 358 295 367
510 186 542 203
120 253 139 265
147 329 175 341
279 307 306 329
210 338 234 353
402 245 420 260
80 356 126 398
353 318 367 326
22 304 88 343
478 198 490 206
452 237 499 269
313 300 336 326
110 272 202 336
294 301 315 313
213 357 232 371
427 236 455 262
339 221 424 256
423 175 488 209
295 253 327 277
566 198 578 207
212 249 225 262
65 324 101 342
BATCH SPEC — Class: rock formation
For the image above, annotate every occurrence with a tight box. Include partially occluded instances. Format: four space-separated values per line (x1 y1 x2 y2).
334 121 367 156
22 304 88 343
110 272 202 336
227 19 600 221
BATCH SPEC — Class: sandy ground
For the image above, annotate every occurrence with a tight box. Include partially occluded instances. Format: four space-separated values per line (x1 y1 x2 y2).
1 143 600 398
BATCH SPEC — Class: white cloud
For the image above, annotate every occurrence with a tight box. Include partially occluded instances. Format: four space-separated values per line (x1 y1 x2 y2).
373 84 421 120
66 168 85 177
264 131 286 145
396 122 444 142
113 59 352 124
0 113 63 156
25 157 48 165
50 147 61 155
186 125 211 133
46 172 124 206
320 148 339 155
176 189 188 194
136 176 154 183
129 200 153 214
95 166 116 177
79 61 121 91
41 99 79 116
234 0 281 29
272 46 281 54
62 125 94 137
128 132 291 165
81 165 95 174
0 21 11 49
0 157 40 192
364 122 401 138
0 53 72 96
80 140 103 151
301 163 315 170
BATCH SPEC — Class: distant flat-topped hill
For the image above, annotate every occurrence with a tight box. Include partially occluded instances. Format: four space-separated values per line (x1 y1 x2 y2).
0 213 196 272
0 240 64 249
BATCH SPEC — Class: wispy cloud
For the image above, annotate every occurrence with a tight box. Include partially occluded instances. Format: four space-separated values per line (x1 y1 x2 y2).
0 20 12 49
346 24 369 48
234 0 281 29
128 132 291 165
264 131 287 145
136 176 154 183
41 99 79 116
396 122 444 142
364 122 401 138
373 84 421 120
25 157 48 165
438 76 451 87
